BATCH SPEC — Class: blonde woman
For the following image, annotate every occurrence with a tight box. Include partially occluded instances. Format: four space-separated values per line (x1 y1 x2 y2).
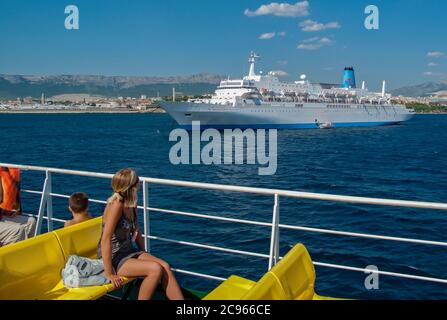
98 168 184 300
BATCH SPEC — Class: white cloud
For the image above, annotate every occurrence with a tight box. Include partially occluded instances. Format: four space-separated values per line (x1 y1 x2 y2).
277 60 288 66
245 1 309 17
427 51 444 58
428 62 439 67
259 31 286 40
299 19 341 32
269 70 289 77
298 37 333 50
301 37 319 43
259 32 276 40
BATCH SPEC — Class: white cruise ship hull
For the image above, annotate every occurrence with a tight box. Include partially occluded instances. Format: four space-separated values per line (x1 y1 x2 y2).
160 102 415 129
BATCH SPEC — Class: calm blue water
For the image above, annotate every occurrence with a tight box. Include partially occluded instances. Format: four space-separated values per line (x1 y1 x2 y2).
1 113 446 299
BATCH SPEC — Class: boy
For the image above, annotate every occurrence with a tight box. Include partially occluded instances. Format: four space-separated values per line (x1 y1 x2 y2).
65 192 92 228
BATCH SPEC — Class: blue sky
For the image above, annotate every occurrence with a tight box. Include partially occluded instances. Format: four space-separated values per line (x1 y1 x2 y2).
0 0 446 89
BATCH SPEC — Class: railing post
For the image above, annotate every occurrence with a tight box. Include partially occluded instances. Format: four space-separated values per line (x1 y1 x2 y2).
143 181 150 252
46 172 53 232
268 194 280 270
35 171 52 236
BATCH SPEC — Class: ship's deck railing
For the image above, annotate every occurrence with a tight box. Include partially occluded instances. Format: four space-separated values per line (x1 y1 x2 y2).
1 163 447 288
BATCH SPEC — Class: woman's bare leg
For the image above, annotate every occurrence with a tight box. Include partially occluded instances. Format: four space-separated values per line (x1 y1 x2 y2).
138 253 184 300
117 258 163 300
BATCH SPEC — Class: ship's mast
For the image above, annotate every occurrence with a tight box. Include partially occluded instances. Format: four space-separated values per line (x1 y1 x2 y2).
248 52 260 77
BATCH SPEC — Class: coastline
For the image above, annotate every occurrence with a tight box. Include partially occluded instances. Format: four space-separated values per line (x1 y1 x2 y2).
0 108 166 114
417 112 447 115
0 110 445 115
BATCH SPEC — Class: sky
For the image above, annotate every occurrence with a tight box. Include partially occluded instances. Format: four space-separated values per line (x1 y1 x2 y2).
0 0 446 90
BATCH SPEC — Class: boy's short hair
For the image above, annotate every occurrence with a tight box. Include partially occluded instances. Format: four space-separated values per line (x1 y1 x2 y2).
69 192 89 213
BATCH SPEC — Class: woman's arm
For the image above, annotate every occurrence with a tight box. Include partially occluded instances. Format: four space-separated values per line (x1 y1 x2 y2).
132 209 145 251
135 223 146 251
100 200 124 287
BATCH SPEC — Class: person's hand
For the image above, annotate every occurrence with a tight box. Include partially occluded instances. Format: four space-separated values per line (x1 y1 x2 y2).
11 210 19 216
1 210 17 218
106 273 124 288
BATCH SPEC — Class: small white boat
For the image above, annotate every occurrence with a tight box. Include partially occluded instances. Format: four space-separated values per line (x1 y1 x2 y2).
316 121 333 129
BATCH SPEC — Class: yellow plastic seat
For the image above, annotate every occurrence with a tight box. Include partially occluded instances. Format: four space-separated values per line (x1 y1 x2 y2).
0 232 67 300
54 217 103 260
241 272 290 300
0 218 133 300
269 244 316 300
34 280 108 300
203 276 256 300
203 244 342 300
53 217 133 295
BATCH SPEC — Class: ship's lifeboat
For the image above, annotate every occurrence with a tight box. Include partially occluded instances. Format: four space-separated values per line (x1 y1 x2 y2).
316 121 333 129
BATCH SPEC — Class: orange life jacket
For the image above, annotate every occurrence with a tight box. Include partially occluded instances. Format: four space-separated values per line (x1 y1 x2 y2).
0 168 20 211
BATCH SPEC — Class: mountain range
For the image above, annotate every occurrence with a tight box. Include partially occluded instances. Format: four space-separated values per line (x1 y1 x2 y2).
390 81 447 97
1 74 446 99
0 74 224 99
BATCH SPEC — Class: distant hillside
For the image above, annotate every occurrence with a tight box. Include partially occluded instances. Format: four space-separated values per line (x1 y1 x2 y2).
391 81 447 97
6 74 446 100
0 74 224 99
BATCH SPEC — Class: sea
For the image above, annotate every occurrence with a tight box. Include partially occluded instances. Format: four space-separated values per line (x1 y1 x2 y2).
1 113 446 300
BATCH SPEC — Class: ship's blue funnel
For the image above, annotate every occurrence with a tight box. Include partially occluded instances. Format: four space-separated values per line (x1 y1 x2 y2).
342 67 356 89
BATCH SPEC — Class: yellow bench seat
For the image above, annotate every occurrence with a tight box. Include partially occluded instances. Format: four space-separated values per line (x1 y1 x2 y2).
204 244 341 300
31 279 109 300
0 217 133 300
203 276 256 300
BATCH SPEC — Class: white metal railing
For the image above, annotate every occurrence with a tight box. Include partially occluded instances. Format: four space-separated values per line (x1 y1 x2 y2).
2 163 447 291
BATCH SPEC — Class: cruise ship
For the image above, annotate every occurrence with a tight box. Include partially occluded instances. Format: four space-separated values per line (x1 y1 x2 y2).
160 53 415 129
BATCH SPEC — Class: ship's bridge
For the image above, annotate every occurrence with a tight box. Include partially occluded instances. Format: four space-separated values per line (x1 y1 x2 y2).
218 79 255 89
209 78 259 105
